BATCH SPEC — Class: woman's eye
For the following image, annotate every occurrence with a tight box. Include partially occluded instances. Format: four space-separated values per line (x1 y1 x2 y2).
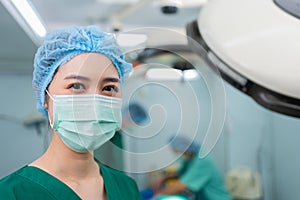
103 85 118 93
70 83 85 90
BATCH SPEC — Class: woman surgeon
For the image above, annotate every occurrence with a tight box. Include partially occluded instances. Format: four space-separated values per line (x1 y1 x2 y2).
0 26 142 200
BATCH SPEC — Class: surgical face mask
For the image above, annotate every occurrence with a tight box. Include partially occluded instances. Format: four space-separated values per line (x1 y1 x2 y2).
46 90 122 152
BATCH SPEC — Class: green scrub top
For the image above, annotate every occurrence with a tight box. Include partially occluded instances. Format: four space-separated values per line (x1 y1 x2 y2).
94 131 124 171
178 156 232 200
0 164 142 200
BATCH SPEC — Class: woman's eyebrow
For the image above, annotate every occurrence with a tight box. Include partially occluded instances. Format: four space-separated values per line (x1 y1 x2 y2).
101 77 120 83
64 75 91 81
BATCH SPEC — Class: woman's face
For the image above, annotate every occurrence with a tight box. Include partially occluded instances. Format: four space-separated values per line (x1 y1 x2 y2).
45 52 121 118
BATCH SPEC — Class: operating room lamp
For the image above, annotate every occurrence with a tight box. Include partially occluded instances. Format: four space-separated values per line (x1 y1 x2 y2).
187 0 300 118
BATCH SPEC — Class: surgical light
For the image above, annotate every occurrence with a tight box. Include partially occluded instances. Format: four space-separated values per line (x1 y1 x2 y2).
183 69 198 80
207 52 247 87
116 33 147 52
146 68 182 80
1 0 47 45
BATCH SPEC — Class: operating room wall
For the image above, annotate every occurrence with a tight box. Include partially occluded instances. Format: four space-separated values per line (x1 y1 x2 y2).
0 73 45 178
208 84 300 200
271 112 300 200
223 84 274 200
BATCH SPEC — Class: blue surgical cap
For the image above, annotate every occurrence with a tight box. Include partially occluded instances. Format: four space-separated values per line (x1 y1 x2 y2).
169 135 200 154
32 25 132 118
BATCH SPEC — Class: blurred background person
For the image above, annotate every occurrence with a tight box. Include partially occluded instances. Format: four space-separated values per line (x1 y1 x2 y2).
143 134 232 200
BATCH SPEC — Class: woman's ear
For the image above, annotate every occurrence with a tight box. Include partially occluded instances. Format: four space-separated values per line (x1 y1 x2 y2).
44 93 49 109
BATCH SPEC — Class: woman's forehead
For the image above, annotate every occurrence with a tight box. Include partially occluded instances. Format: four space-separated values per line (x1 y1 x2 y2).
57 53 119 80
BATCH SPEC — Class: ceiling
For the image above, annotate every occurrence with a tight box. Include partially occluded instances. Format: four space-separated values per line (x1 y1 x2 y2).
0 3 37 72
0 0 202 73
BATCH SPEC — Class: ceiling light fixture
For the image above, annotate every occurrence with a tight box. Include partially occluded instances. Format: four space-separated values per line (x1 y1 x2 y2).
146 68 182 80
1 0 47 45
183 69 199 80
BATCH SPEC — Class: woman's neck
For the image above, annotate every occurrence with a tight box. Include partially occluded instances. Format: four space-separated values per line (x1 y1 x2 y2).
30 133 100 180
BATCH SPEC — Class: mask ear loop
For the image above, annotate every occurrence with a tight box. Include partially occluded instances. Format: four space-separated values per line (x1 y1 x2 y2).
45 90 54 101
45 90 54 128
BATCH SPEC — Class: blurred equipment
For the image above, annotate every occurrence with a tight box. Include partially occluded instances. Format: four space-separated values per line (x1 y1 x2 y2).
186 0 300 117
0 112 46 135
135 45 199 82
22 112 47 135
159 0 181 14
159 0 207 14
116 33 148 52
225 167 262 200
154 195 189 200
122 101 149 126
